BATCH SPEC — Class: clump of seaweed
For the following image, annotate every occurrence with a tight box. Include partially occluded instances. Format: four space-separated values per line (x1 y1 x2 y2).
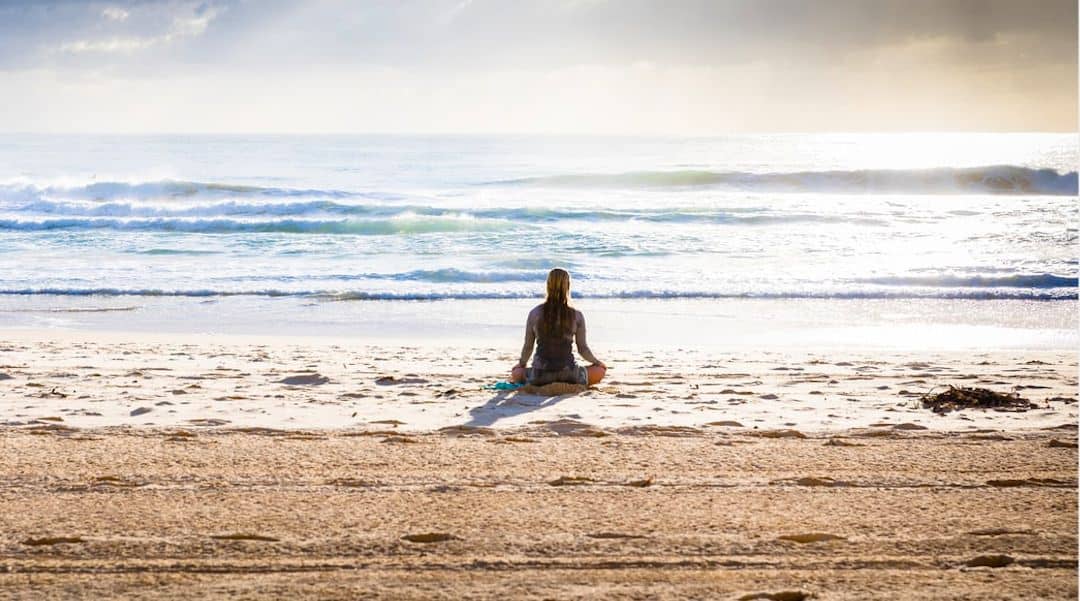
922 386 1036 414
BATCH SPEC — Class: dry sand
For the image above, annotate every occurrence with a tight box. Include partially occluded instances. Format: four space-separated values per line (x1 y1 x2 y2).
0 331 1076 599
0 331 1075 432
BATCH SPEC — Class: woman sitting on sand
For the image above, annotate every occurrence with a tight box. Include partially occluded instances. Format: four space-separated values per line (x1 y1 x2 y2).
511 268 607 386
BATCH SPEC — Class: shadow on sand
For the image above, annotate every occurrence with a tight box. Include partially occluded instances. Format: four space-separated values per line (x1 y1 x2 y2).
463 385 588 428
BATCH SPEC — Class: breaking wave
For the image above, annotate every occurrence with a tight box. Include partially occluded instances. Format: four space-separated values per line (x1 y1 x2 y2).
0 283 1073 301
0 179 356 203
856 274 1077 289
0 216 511 235
0 202 888 228
489 165 1078 195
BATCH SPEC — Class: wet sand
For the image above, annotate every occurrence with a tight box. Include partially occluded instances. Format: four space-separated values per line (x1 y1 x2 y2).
0 332 1076 599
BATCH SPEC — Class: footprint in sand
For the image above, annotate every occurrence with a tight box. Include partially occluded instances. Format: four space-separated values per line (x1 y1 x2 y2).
739 593 809 601
438 425 495 437
751 429 807 439
823 438 865 447
892 422 928 430
277 373 330 386
187 418 230 426
964 554 1014 568
402 533 457 543
533 419 607 437
22 536 85 546
778 532 845 543
968 528 1036 536
210 533 279 542
986 478 1070 487
773 476 844 487
92 476 143 488
548 476 595 486
375 376 429 385
326 478 373 487
587 532 647 539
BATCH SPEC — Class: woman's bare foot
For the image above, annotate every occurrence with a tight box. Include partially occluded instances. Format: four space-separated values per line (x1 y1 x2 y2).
586 364 607 385
510 365 526 383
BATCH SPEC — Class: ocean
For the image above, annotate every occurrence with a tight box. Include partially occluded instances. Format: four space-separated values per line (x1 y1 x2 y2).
1 133 1076 348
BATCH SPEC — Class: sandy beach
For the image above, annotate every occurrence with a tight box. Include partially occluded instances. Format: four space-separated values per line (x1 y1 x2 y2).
2 0 1077 596
1 329 1076 433
1 331 1076 599
2 424 1076 599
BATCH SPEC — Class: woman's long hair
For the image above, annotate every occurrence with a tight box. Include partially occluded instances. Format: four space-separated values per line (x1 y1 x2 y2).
541 268 574 337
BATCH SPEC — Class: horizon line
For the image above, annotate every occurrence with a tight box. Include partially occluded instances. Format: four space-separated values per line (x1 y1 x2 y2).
1 130 1076 137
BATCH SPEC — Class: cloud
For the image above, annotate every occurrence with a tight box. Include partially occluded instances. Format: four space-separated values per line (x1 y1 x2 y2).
171 2 218 37
0 0 1073 132
58 37 154 53
101 6 128 22
438 0 473 25
2 1 1074 69
55 2 221 55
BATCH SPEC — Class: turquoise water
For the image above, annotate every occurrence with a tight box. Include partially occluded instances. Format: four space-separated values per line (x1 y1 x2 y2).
0 133 1076 303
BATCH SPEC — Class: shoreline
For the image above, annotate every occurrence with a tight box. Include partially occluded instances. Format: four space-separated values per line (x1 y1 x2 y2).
2 296 1077 352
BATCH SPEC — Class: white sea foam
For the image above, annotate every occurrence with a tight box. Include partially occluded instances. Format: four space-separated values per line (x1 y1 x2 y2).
0 216 512 234
0 134 1075 308
0 282 1073 301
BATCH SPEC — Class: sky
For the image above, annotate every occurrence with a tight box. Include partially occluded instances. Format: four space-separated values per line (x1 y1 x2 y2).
0 0 1076 134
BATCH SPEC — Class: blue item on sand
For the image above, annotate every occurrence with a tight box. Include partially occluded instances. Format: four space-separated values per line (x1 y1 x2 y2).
483 381 524 391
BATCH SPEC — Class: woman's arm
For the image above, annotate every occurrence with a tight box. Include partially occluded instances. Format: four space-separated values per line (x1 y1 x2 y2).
517 309 538 367
574 311 602 365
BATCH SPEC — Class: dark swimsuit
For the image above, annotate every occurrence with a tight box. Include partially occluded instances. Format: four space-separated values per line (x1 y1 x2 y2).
519 305 595 386
529 323 587 385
